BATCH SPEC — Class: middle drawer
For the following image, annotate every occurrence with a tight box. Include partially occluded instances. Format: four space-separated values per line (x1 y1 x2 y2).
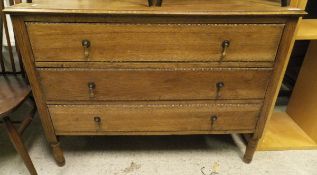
38 68 271 101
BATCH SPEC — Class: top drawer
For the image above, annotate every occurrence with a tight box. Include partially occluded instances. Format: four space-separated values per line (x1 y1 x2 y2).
27 23 284 62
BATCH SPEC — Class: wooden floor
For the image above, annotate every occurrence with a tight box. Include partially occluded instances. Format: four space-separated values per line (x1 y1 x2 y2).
258 112 317 151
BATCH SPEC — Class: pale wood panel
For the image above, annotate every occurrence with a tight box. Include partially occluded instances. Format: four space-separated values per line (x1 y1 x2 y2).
255 19 299 140
258 112 317 151
27 23 284 62
257 1 308 151
296 19 317 40
4 0 305 15
290 0 308 9
38 68 272 101
287 41 317 142
48 103 261 134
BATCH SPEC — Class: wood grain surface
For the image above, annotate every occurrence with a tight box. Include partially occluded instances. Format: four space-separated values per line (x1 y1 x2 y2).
49 103 261 134
38 68 272 101
6 0 304 164
28 23 284 62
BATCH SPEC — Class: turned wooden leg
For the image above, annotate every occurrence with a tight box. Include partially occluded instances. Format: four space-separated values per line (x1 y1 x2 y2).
51 141 65 166
3 117 37 175
243 137 259 163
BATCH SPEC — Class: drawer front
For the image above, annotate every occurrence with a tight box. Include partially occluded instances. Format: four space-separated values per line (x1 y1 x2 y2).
38 68 271 101
28 23 284 62
48 103 261 134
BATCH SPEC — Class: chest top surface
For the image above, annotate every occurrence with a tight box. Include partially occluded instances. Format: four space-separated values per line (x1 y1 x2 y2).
5 0 305 16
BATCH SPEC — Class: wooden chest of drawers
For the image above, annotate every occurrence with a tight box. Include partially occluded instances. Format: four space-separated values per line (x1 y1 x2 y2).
6 0 304 165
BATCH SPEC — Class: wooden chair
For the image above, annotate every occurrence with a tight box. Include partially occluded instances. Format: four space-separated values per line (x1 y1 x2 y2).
0 0 37 175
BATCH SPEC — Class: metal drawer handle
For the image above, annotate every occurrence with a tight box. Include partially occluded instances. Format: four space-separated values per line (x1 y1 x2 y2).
94 116 101 130
88 82 96 98
211 115 218 127
220 40 230 62
82 39 91 59
216 82 224 98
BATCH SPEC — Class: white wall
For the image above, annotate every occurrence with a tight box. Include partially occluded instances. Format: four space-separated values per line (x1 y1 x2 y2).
3 0 28 46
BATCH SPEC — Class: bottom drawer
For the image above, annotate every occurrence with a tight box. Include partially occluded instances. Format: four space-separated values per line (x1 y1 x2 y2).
48 103 261 134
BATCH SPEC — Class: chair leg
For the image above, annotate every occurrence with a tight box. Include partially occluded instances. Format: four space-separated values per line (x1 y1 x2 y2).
18 100 37 135
3 117 37 175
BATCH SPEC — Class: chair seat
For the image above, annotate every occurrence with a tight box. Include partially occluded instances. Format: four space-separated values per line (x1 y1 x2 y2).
0 75 31 118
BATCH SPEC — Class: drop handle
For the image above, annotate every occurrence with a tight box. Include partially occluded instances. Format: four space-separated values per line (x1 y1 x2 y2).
94 116 101 130
210 115 218 127
88 82 96 98
82 39 91 59
220 40 230 62
216 82 224 98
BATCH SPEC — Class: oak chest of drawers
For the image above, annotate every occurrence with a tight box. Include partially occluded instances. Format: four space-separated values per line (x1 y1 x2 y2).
6 0 304 165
